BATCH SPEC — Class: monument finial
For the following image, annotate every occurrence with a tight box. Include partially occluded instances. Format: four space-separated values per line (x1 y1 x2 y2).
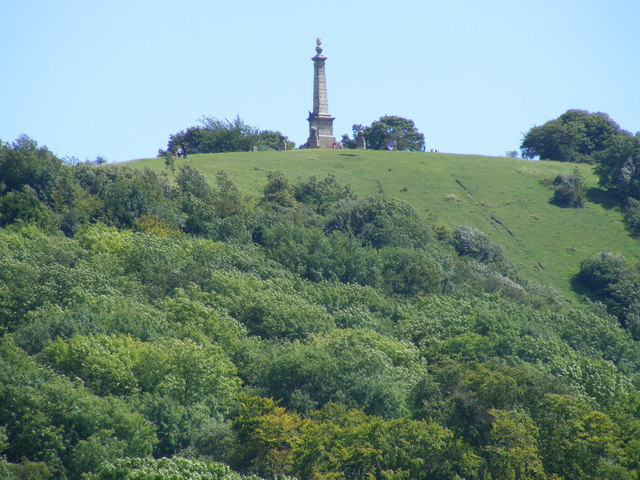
315 37 323 55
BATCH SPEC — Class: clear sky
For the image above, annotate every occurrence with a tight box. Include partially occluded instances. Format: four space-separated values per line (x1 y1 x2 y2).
1 0 639 163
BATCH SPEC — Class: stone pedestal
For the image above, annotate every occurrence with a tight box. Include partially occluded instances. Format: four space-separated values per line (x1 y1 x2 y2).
306 38 335 148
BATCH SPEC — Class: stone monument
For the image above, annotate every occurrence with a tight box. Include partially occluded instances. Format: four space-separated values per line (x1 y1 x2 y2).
277 134 287 151
306 38 336 148
356 130 367 150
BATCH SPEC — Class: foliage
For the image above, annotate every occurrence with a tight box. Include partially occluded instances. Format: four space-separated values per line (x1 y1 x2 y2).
232 395 305 477
552 167 586 208
594 132 640 203
2 136 640 479
326 195 433 249
0 336 156 478
0 135 65 200
452 225 508 268
292 174 353 215
535 394 632 480
0 185 58 231
343 116 426 151
623 197 640 236
85 456 263 480
485 409 546 480
41 335 241 409
577 250 640 339
74 164 178 229
261 171 296 207
293 403 481 480
521 109 627 162
162 115 294 154
257 329 426 417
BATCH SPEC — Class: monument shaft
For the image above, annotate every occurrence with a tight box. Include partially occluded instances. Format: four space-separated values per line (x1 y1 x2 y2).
313 55 330 116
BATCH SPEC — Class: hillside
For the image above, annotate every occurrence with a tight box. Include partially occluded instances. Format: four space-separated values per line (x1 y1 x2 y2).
2 137 640 479
129 149 639 300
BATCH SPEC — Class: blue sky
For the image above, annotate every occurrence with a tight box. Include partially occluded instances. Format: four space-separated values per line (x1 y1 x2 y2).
1 0 639 163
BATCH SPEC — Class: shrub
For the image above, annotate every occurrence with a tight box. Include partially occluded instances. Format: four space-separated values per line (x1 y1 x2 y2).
452 226 507 266
327 196 433 249
552 168 586 208
577 250 630 294
623 197 640 236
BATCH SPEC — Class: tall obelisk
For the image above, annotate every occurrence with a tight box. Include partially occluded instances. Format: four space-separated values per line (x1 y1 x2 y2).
306 38 335 148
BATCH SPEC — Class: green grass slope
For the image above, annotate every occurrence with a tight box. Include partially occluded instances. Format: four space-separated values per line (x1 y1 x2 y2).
128 150 639 300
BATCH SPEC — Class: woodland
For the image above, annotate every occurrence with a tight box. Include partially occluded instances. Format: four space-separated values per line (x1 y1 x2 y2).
0 130 640 480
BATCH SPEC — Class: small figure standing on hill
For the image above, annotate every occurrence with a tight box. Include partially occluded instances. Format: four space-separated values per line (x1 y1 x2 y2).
176 147 183 158
182 146 187 159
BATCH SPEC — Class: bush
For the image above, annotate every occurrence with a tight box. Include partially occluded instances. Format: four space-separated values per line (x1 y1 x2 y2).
577 250 630 294
164 116 294 154
623 197 640 236
552 168 586 208
327 196 433 249
452 226 507 266
0 185 58 231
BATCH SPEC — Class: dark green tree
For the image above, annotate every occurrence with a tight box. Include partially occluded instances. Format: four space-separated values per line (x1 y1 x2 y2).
623 197 640 236
521 110 627 162
577 250 640 337
326 195 433 249
594 132 640 202
163 116 294 154
343 116 425 151
0 135 65 199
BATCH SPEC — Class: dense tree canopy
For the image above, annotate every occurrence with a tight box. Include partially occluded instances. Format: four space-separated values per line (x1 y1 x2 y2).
342 115 426 151
520 110 628 163
1 134 640 479
595 133 640 200
160 116 294 155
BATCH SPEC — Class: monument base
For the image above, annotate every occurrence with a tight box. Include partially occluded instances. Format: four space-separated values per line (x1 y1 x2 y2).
307 113 335 148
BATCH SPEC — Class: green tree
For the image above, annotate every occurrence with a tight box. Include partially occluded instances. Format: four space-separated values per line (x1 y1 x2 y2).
380 247 445 296
257 329 424 417
164 115 294 154
74 165 178 229
85 456 256 480
536 394 629 480
292 174 353 215
594 132 640 202
623 197 640 236
576 250 640 336
292 403 480 480
175 164 213 200
0 135 65 200
232 395 305 477
0 185 58 231
521 110 627 162
485 409 546 480
326 195 433 249
344 116 426 151
261 171 297 207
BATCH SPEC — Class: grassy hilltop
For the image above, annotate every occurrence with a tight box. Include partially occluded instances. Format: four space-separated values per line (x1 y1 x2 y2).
129 149 639 301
